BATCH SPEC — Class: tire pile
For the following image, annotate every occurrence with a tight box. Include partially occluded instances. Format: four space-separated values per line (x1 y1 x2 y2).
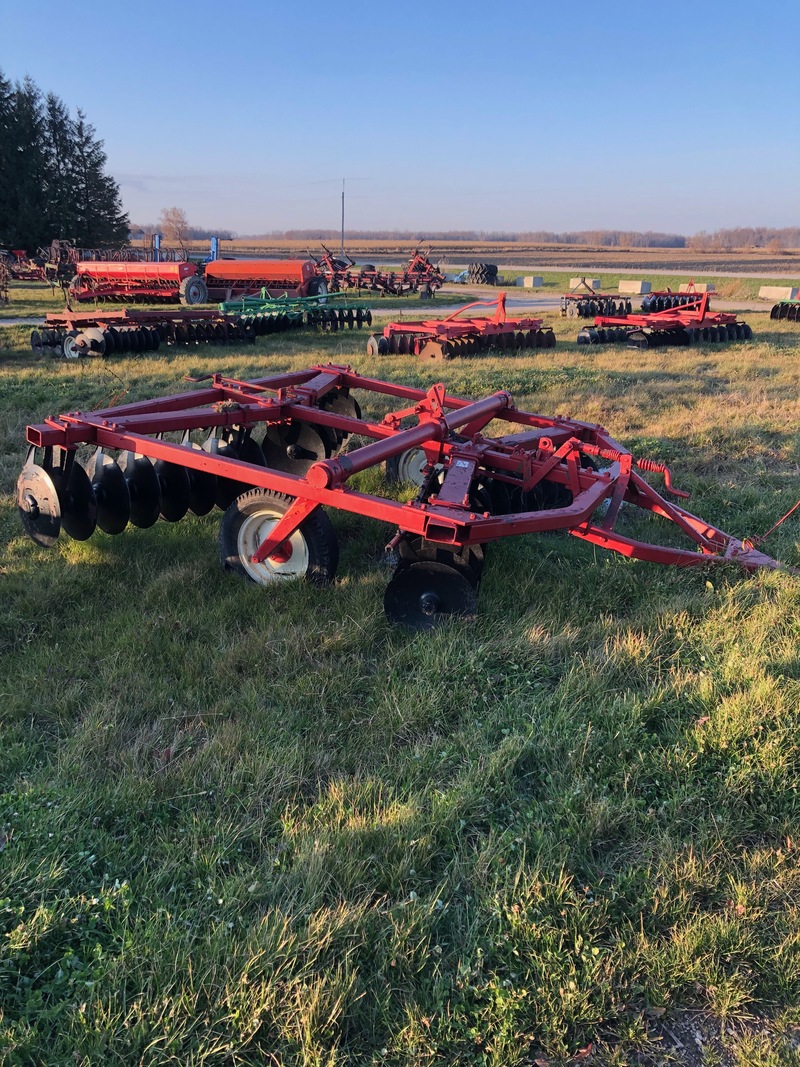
467 262 499 285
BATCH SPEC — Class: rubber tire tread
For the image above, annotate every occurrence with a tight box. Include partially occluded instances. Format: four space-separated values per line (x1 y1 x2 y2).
219 488 338 586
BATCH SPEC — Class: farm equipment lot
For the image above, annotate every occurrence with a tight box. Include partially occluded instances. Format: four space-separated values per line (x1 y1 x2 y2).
1 302 800 1064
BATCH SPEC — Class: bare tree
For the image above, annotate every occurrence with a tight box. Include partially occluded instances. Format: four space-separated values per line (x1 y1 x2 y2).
158 206 189 252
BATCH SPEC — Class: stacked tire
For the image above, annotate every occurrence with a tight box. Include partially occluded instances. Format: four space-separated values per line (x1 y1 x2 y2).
467 262 498 285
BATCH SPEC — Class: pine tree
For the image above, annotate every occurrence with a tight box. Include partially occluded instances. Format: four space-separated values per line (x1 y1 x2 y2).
0 69 14 245
71 110 128 247
0 67 129 251
5 77 48 249
44 92 79 240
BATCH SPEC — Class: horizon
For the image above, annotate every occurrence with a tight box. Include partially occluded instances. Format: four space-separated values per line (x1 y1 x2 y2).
3 1 798 235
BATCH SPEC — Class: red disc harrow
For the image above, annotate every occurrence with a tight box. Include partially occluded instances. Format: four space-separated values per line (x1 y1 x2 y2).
17 364 780 629
366 293 556 358
577 293 753 348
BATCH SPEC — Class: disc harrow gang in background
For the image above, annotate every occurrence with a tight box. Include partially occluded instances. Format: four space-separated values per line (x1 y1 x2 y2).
770 299 800 321
366 292 555 359
575 292 753 348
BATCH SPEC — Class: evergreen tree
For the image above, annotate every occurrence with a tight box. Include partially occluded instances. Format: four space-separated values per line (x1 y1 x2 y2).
44 92 79 240
0 67 128 251
5 77 48 248
0 69 14 245
71 110 128 247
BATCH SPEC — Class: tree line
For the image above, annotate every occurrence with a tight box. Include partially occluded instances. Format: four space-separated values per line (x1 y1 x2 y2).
0 68 128 252
240 228 800 250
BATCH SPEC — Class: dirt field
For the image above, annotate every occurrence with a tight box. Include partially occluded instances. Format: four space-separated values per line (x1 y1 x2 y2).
170 239 800 278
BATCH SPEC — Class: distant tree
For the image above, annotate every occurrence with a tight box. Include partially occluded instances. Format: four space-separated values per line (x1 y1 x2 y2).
0 67 128 251
4 77 48 248
71 110 128 246
158 206 190 250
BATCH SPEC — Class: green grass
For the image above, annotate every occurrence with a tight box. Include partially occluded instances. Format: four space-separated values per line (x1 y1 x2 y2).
1 313 800 1065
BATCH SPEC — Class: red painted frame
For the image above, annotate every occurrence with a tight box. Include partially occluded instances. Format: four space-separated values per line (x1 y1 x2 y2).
24 363 778 572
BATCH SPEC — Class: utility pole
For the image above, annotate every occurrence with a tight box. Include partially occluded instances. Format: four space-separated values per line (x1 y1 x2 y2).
341 179 347 260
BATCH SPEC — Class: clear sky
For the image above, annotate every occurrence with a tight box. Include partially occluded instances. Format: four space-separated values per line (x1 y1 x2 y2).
2 1 798 236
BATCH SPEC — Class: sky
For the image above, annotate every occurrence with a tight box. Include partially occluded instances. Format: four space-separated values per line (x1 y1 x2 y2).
2 1 799 236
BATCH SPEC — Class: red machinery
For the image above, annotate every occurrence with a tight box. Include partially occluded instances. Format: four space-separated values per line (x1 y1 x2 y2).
366 293 556 358
68 261 207 305
29 308 267 358
17 363 780 630
561 279 632 319
7 249 47 282
203 259 325 301
329 248 445 297
576 293 753 348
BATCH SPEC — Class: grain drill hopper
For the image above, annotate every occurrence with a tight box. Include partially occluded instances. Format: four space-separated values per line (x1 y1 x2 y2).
17 363 780 629
203 259 327 302
68 261 208 305
577 293 753 348
366 293 555 358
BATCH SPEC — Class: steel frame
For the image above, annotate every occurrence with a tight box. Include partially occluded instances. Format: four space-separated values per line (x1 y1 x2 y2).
23 363 777 572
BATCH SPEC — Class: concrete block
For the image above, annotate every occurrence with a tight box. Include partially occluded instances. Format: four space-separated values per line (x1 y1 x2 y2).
570 277 601 290
618 279 651 295
518 275 543 287
679 282 714 293
758 285 798 301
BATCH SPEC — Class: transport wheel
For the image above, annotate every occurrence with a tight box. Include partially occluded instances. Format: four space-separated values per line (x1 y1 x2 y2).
307 277 328 301
61 331 84 359
179 275 208 305
220 488 338 586
385 446 431 486
384 561 477 630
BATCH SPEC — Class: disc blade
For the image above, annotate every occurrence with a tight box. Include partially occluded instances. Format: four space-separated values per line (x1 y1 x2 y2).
17 463 61 546
84 449 130 534
50 461 97 540
186 442 218 515
203 438 246 510
153 459 191 522
384 561 477 630
262 422 327 475
120 451 161 528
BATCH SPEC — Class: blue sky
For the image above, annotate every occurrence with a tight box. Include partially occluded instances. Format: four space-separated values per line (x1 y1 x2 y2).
2 1 798 235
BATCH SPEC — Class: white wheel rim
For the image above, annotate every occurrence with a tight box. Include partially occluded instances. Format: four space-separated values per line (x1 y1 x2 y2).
63 336 82 359
237 508 309 583
396 448 430 486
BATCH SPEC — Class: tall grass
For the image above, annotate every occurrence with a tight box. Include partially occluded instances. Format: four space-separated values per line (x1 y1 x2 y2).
1 310 799 1065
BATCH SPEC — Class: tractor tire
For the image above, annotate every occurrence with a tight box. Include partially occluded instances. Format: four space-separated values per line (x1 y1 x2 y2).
179 275 208 306
307 277 328 301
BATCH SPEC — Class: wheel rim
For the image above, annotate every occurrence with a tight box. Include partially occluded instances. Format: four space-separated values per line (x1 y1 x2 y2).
237 508 309 582
396 447 429 486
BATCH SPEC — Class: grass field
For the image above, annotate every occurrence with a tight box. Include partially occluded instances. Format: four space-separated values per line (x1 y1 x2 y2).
1 298 800 1064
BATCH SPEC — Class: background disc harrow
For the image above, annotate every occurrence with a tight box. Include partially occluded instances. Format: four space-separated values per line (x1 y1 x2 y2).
770 300 800 321
577 322 753 347
367 292 555 359
563 297 634 318
29 310 291 358
642 292 705 312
